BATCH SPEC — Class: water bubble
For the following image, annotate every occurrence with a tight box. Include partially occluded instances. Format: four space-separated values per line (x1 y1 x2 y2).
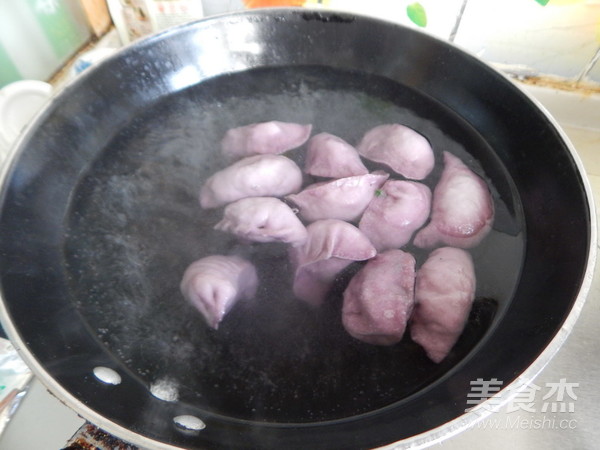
93 366 122 385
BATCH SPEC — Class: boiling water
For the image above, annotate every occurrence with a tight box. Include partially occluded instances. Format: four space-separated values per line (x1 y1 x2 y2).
64 66 525 422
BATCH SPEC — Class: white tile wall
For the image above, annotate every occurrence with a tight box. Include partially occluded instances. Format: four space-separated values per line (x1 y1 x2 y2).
453 0 600 81
201 0 244 16
328 0 468 40
584 48 600 82
309 0 600 84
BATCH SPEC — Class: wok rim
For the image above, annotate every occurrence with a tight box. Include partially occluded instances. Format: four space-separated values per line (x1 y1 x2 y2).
0 7 596 449
377 87 597 449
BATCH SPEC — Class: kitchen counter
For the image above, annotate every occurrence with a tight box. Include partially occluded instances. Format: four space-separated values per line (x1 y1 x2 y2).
0 83 598 450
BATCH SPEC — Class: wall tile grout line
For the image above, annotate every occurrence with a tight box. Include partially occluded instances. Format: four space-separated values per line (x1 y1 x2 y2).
576 46 600 85
448 0 469 42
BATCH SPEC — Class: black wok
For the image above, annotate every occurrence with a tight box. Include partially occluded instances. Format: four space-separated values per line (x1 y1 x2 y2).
0 8 595 450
